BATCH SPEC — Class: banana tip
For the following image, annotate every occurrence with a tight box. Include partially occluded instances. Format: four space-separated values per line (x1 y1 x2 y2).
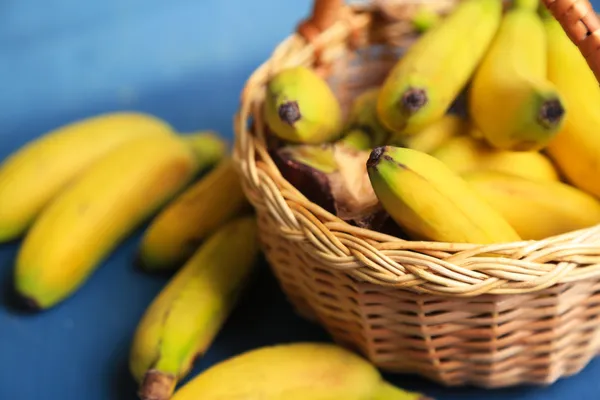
400 88 428 114
13 291 43 312
138 370 176 400
539 98 565 128
278 101 301 125
367 146 387 169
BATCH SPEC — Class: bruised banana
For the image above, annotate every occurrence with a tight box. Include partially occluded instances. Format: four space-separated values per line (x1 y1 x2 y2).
463 171 600 240
0 112 174 243
139 158 251 272
394 113 468 154
171 342 431 400
341 88 392 150
272 142 387 229
131 216 260 400
377 0 501 136
431 134 559 182
468 0 566 151
543 12 600 198
264 66 343 144
367 146 521 244
15 133 218 310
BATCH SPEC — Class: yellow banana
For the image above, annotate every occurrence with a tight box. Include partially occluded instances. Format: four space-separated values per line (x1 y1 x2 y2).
468 0 566 151
431 134 559 181
264 66 343 144
0 112 174 242
376 0 502 136
170 342 430 400
342 88 392 149
14 133 213 310
139 158 251 272
463 170 600 240
131 216 260 400
367 146 521 244
543 12 600 198
395 113 468 154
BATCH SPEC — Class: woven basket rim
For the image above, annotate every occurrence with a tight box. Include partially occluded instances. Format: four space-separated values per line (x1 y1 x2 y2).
232 0 600 297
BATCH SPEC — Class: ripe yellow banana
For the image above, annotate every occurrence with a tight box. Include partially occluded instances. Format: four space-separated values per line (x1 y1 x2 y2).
367 146 521 244
170 342 430 400
431 134 559 182
543 12 600 198
376 0 502 136
264 66 343 144
342 88 392 149
0 112 174 242
468 0 566 151
395 113 468 154
463 171 600 240
14 133 214 310
139 158 251 272
131 216 260 400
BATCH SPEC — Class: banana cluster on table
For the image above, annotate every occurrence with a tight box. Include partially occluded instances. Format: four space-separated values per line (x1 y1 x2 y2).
264 0 600 245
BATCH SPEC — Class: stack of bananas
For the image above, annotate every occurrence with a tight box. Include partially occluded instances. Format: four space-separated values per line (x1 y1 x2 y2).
1 0 597 399
265 0 600 246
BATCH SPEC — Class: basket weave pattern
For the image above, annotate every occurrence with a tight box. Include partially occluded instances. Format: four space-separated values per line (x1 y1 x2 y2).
233 0 600 388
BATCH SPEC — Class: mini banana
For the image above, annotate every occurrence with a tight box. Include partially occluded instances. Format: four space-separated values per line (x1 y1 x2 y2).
367 146 521 244
468 0 566 151
463 171 600 240
131 216 260 400
395 113 468 154
431 134 559 182
543 11 600 198
0 112 174 242
14 133 216 310
139 158 251 272
342 88 392 149
264 66 343 144
376 0 502 137
170 342 431 400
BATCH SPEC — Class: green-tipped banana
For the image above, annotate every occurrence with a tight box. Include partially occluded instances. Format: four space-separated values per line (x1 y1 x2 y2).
180 130 227 168
376 0 502 137
367 146 521 244
341 88 392 150
273 142 386 229
170 342 432 400
468 0 566 151
139 158 251 272
264 66 343 144
130 216 260 400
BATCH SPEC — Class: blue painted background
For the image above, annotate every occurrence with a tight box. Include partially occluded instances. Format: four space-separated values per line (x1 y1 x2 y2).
1 1 600 399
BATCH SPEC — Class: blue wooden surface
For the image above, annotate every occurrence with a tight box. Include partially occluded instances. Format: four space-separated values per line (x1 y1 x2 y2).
1 1 600 399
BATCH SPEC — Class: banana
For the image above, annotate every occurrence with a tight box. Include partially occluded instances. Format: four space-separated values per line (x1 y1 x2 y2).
463 170 600 240
179 130 227 168
468 0 566 151
431 134 559 182
395 113 468 154
343 88 392 149
170 342 431 400
543 12 600 198
0 112 174 242
139 158 251 272
376 0 502 136
264 66 343 144
131 216 260 400
14 133 212 310
367 146 521 244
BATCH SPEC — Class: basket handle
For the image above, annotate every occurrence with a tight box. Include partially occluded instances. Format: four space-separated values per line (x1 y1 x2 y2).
298 0 600 83
543 0 600 83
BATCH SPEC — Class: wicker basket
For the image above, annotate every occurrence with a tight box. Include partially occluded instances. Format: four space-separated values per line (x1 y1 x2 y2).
233 0 600 389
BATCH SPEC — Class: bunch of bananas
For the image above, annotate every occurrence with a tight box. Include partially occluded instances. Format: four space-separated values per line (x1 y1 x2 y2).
263 0 600 245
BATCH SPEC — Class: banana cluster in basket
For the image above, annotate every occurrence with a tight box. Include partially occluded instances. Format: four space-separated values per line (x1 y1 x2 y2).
264 0 600 245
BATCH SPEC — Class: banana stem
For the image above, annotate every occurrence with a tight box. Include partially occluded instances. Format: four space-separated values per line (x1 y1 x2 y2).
371 380 433 400
139 370 177 400
513 0 540 12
